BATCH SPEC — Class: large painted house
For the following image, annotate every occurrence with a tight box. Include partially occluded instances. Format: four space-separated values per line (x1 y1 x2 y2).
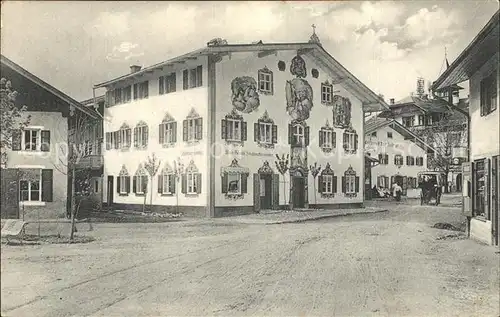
432 10 499 246
365 116 435 198
95 34 389 217
0 55 98 219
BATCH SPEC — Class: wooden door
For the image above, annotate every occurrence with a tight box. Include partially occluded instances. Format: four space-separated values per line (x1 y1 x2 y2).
107 176 114 207
253 173 260 213
260 174 272 210
462 162 472 217
292 177 305 208
1 169 20 219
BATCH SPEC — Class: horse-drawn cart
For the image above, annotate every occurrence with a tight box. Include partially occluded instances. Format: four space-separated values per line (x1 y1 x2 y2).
418 171 446 206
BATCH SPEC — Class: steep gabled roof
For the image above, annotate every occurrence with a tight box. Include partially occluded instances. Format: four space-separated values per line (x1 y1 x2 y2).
365 116 436 153
1 55 97 119
94 42 389 112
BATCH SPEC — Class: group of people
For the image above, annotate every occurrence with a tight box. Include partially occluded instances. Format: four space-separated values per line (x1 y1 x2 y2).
419 175 439 203
371 182 403 201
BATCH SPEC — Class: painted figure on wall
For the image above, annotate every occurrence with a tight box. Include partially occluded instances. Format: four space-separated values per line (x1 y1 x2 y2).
290 54 307 78
231 77 260 113
286 78 314 121
333 95 352 129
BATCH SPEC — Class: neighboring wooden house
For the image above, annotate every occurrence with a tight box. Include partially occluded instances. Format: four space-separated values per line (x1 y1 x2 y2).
94 31 389 217
432 10 499 246
0 55 97 219
365 116 435 198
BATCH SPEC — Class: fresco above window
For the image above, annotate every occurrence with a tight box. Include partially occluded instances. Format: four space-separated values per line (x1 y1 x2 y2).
285 78 313 121
231 76 260 113
333 95 352 129
290 54 307 78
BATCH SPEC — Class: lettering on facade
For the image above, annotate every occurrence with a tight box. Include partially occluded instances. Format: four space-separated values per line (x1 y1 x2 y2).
224 149 274 157
181 151 203 156
365 140 404 150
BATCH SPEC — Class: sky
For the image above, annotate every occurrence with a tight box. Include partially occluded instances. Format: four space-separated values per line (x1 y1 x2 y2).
1 1 498 102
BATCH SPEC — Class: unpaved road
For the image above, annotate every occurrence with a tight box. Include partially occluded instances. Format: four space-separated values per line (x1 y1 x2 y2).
2 203 499 317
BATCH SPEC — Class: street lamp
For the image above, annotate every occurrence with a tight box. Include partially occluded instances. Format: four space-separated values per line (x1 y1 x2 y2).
173 158 184 215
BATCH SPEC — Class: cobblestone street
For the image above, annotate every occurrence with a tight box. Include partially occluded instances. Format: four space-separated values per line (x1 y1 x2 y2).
2 197 498 317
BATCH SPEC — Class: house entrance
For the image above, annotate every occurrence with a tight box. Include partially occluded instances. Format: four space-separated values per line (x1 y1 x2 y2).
260 174 272 210
456 173 462 192
394 175 407 196
292 175 306 208
107 176 114 207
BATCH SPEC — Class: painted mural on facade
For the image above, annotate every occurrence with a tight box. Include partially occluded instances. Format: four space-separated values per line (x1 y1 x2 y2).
230 76 260 113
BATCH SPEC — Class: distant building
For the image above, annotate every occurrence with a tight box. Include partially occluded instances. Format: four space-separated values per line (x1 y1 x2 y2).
432 10 499 246
94 32 389 217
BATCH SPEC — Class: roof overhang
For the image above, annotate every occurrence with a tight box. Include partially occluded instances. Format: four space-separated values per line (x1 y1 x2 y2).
94 42 390 113
1 55 97 119
432 11 499 91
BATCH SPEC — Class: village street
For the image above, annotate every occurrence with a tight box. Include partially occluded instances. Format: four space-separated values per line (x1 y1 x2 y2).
1 198 499 317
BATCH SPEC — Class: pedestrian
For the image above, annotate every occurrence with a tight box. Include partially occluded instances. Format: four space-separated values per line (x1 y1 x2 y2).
394 183 403 201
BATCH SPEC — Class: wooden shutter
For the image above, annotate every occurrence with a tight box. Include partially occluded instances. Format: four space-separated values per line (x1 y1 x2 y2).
105 132 111 150
196 173 202 194
241 121 247 141
288 124 293 144
355 176 360 193
196 65 203 87
385 155 389 165
41 169 53 202
341 176 346 193
159 124 165 144
305 126 310 146
354 134 358 152
181 174 187 193
11 129 21 151
333 176 338 193
272 125 278 144
183 120 188 141
170 176 176 194
254 122 259 142
222 119 227 140
172 122 177 143
221 172 228 193
253 173 261 212
318 175 323 193
143 81 149 98
390 176 395 188
116 176 121 193
385 177 389 188
485 158 490 217
402 176 408 190
143 176 149 193
133 176 137 193
272 174 279 209
158 175 163 193
125 176 130 193
144 126 149 146
41 130 50 152
332 132 337 148
241 173 248 194
343 133 348 151
133 84 138 100
195 118 203 140
159 76 164 95
319 130 324 147
133 127 138 147
378 154 383 163
183 70 189 90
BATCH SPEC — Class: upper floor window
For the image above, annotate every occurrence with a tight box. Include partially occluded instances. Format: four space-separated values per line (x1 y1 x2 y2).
288 121 309 147
133 165 148 195
221 109 246 144
117 165 130 196
342 126 358 154
394 154 404 166
19 128 50 152
342 166 359 197
480 70 497 116
183 66 203 90
258 67 273 95
402 116 414 127
406 156 415 166
159 72 177 95
321 80 333 105
116 123 131 150
418 115 425 126
319 120 336 152
134 121 149 148
159 113 177 146
254 110 277 148
158 163 175 195
416 157 424 166
378 153 389 165
133 81 149 100
114 86 132 105
318 163 337 198
181 160 201 195
387 132 393 139
371 132 377 137
183 108 203 142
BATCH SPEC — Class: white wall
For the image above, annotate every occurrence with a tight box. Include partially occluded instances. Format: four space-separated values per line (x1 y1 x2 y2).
469 53 500 160
214 50 365 207
102 56 209 207
366 125 428 198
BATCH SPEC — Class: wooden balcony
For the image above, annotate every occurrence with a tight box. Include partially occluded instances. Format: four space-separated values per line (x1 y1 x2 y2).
74 155 103 170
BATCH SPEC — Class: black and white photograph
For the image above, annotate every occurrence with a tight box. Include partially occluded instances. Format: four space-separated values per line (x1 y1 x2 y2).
1 1 499 316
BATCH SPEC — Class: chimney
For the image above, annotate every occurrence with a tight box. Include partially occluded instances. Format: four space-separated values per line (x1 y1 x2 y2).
130 65 142 73
390 98 395 105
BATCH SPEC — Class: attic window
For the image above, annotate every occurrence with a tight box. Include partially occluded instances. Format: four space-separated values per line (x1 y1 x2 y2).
278 61 286 71
312 69 319 78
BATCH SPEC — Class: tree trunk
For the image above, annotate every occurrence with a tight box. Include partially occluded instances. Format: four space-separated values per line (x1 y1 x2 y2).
150 182 153 212
142 193 146 213
70 167 76 241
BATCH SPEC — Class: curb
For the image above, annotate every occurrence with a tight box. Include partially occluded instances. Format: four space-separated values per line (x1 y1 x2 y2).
265 209 389 225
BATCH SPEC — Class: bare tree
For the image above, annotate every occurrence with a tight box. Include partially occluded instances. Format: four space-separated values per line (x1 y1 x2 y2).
275 154 289 208
143 153 161 213
309 162 322 206
0 78 30 167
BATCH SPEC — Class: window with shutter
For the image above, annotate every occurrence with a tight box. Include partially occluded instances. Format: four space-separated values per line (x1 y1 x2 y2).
135 121 148 148
41 169 53 202
321 81 333 105
343 166 358 197
221 159 250 199
319 120 335 153
255 110 276 148
258 67 273 95
40 130 50 152
118 165 129 196
183 70 189 90
319 163 336 198
159 163 175 195
184 108 201 143
343 126 357 154
11 129 22 151
19 168 42 202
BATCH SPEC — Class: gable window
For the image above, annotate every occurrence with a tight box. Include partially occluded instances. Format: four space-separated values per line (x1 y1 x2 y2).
133 165 148 195
118 123 131 149
418 115 425 126
342 166 359 197
406 156 415 166
134 121 149 148
480 70 497 116
255 110 277 148
117 165 130 196
319 121 336 153
402 116 414 127
158 164 175 195
183 66 203 90
182 160 201 195
288 122 310 147
321 81 333 105
183 109 203 142
221 159 249 199
258 67 273 95
394 154 404 166
159 113 177 146
133 81 149 100
387 132 393 139
342 127 358 154
378 153 389 165
416 157 424 166
23 129 39 151
221 110 247 144
159 72 177 95
318 163 337 198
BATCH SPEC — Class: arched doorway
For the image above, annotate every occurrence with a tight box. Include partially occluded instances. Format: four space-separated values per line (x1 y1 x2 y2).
290 169 307 209
456 173 462 192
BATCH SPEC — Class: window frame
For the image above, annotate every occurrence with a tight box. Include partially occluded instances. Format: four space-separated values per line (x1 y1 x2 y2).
322 174 333 194
258 67 273 95
187 172 198 194
320 129 334 150
259 122 273 144
135 175 147 194
480 70 497 117
345 131 356 151
321 81 333 104
187 118 197 142
119 176 128 195
22 129 40 151
294 124 304 145
226 118 242 142
163 121 175 144
227 173 242 195
162 173 174 195
135 123 148 148
19 170 42 202
345 175 356 194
